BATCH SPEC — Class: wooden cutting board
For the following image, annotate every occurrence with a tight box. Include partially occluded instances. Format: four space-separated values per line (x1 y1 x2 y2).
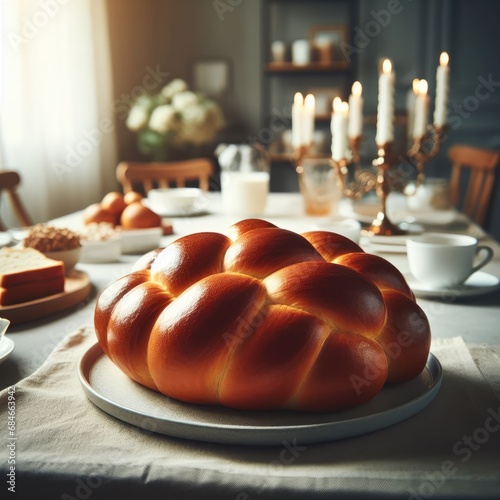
0 270 92 324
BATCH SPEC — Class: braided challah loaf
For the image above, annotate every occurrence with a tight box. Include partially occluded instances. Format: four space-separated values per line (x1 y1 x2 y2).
95 219 431 412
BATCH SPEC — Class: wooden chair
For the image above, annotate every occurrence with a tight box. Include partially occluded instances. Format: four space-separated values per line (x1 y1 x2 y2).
447 145 500 227
0 170 32 231
116 158 214 194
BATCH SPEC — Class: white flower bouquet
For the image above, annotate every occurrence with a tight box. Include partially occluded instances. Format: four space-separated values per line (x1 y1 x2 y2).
126 79 225 161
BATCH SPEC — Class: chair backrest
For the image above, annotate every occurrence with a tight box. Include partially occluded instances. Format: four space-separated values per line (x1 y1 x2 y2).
0 170 32 230
447 145 500 226
116 158 214 194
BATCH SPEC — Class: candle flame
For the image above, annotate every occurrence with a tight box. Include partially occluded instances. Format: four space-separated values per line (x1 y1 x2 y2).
341 101 349 113
333 96 342 112
352 81 362 96
440 52 449 66
304 93 315 111
412 79 420 94
382 59 392 74
418 79 428 95
294 92 304 106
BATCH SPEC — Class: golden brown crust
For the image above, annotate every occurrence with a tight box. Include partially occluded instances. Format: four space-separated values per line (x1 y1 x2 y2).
376 290 431 383
94 220 431 412
101 192 127 216
120 202 162 229
150 232 231 295
294 332 387 412
226 218 278 241
0 275 65 305
334 253 414 300
148 272 267 404
83 203 117 226
224 228 324 279
264 261 386 338
219 305 331 410
301 230 364 260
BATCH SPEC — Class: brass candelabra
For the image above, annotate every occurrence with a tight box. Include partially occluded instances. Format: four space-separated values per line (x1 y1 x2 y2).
328 126 446 236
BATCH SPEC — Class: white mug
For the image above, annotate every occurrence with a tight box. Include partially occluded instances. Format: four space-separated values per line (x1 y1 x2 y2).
292 40 310 65
406 233 494 289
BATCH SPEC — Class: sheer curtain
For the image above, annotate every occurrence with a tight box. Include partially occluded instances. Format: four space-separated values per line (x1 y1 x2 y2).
0 0 117 227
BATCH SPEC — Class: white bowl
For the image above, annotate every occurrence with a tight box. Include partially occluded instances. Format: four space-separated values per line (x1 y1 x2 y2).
80 237 122 263
45 247 82 273
146 188 208 216
7 226 37 242
120 227 162 254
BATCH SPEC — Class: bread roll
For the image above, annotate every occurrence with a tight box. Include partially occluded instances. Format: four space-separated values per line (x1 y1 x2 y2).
83 203 116 226
101 192 127 216
120 202 161 229
95 219 431 412
123 191 143 205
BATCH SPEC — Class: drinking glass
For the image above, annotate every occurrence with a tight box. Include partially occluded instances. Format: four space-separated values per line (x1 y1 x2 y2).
297 158 341 216
217 144 270 217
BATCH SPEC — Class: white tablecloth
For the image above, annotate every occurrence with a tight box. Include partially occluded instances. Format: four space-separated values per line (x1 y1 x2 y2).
1 327 499 499
1 193 500 499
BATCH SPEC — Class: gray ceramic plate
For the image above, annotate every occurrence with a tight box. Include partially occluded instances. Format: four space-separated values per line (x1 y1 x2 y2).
78 343 442 445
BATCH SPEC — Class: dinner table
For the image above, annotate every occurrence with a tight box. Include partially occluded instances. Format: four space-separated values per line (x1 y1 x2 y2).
1 192 499 500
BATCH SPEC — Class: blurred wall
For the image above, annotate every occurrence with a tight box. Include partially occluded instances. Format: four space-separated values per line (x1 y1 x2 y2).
355 0 500 238
106 0 261 164
106 0 500 237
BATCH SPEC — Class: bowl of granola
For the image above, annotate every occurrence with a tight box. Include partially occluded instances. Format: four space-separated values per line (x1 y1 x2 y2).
23 224 82 273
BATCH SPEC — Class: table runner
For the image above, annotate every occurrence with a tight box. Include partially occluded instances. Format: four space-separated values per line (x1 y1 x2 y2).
1 328 499 500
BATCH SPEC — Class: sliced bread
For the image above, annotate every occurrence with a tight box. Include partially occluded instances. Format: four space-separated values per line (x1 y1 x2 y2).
0 247 65 288
0 275 65 306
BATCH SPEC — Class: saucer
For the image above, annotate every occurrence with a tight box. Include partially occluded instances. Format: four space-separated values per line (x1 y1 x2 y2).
360 234 409 254
0 232 12 248
405 271 500 299
0 336 15 364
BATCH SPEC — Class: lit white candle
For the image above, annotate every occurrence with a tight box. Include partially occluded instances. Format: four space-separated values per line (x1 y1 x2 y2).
292 92 304 149
348 81 363 139
331 97 349 161
375 59 395 146
302 93 316 146
406 78 420 140
413 79 429 139
434 52 450 128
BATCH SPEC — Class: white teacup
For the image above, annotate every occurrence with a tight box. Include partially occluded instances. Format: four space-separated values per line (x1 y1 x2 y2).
406 233 494 289
147 188 208 215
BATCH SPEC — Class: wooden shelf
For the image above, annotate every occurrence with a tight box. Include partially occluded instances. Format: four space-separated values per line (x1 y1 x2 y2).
265 61 352 73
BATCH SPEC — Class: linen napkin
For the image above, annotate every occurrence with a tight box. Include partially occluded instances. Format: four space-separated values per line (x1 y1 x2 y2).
1 328 499 500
